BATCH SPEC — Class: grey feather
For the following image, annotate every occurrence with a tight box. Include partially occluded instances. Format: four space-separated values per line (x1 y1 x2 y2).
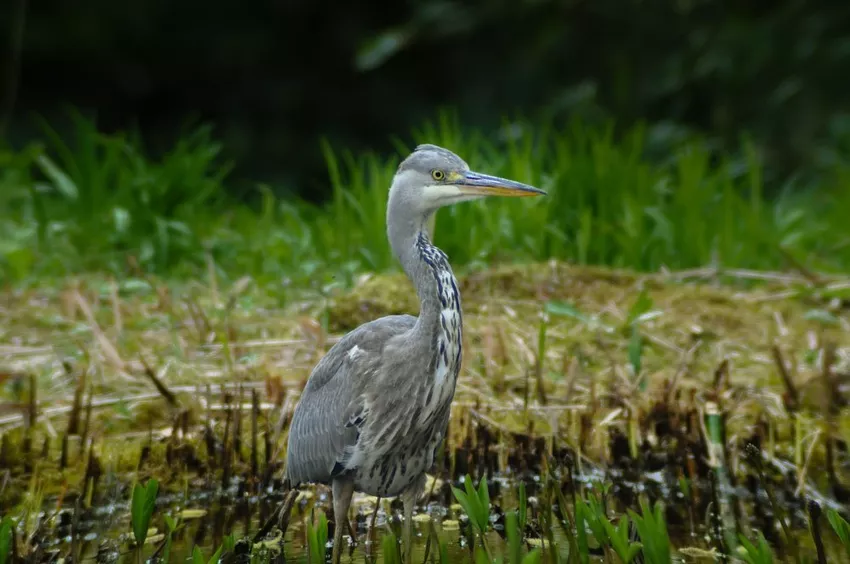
285 314 416 486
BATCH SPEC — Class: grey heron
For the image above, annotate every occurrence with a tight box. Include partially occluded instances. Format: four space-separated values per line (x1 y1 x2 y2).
282 143 545 563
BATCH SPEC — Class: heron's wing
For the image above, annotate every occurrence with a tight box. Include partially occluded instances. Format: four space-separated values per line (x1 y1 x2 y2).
284 314 416 486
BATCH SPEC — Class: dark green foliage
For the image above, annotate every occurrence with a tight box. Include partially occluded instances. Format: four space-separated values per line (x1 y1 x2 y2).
2 113 850 287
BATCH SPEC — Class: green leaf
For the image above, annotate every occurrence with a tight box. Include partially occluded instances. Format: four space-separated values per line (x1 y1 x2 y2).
192 546 205 564
382 530 400 564
163 515 177 532
626 289 654 325
625 544 643 563
145 479 159 508
35 154 78 199
307 511 329 564
162 535 173 562
161 514 179 563
737 531 774 564
316 512 328 561
0 518 13 564
574 500 590 564
222 533 236 552
452 474 490 535
451 486 475 527
207 544 224 564
627 500 671 564
583 496 609 547
474 546 491 564
130 479 159 546
604 517 642 564
518 482 527 532
827 509 850 559
477 474 491 534
506 511 522 564
551 480 582 564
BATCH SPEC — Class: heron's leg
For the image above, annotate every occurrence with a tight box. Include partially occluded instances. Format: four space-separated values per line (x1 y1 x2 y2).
402 492 414 564
401 479 423 564
331 477 355 564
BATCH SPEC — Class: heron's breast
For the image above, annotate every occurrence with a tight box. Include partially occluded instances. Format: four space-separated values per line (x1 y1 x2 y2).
426 277 462 420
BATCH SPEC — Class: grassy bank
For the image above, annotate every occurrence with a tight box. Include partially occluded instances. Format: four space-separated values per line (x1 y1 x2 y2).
2 111 849 289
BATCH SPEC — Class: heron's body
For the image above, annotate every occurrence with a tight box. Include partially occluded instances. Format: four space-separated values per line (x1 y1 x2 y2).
282 144 544 563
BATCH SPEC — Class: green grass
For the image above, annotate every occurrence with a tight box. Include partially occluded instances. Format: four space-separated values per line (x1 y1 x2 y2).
2 109 849 287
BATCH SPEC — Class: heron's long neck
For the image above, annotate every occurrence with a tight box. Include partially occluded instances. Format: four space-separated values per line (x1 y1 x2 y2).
388 208 462 341
411 231 461 332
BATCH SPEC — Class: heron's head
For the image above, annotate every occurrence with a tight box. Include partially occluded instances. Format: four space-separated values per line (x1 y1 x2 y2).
390 144 545 214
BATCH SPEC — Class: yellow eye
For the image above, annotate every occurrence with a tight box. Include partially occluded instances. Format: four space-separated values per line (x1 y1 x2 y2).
431 169 445 181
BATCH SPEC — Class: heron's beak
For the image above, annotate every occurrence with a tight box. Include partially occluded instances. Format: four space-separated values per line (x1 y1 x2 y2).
455 171 546 197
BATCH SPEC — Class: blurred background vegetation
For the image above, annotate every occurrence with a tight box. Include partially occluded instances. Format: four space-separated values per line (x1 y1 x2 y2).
1 0 850 286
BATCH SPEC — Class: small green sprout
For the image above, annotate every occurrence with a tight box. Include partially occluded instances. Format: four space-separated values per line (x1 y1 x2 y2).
306 511 329 564
451 474 491 536
507 511 523 564
627 500 671 564
451 474 493 558
191 544 224 564
382 529 402 564
737 531 774 564
576 497 608 549
507 511 542 564
602 517 643 564
626 289 662 327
